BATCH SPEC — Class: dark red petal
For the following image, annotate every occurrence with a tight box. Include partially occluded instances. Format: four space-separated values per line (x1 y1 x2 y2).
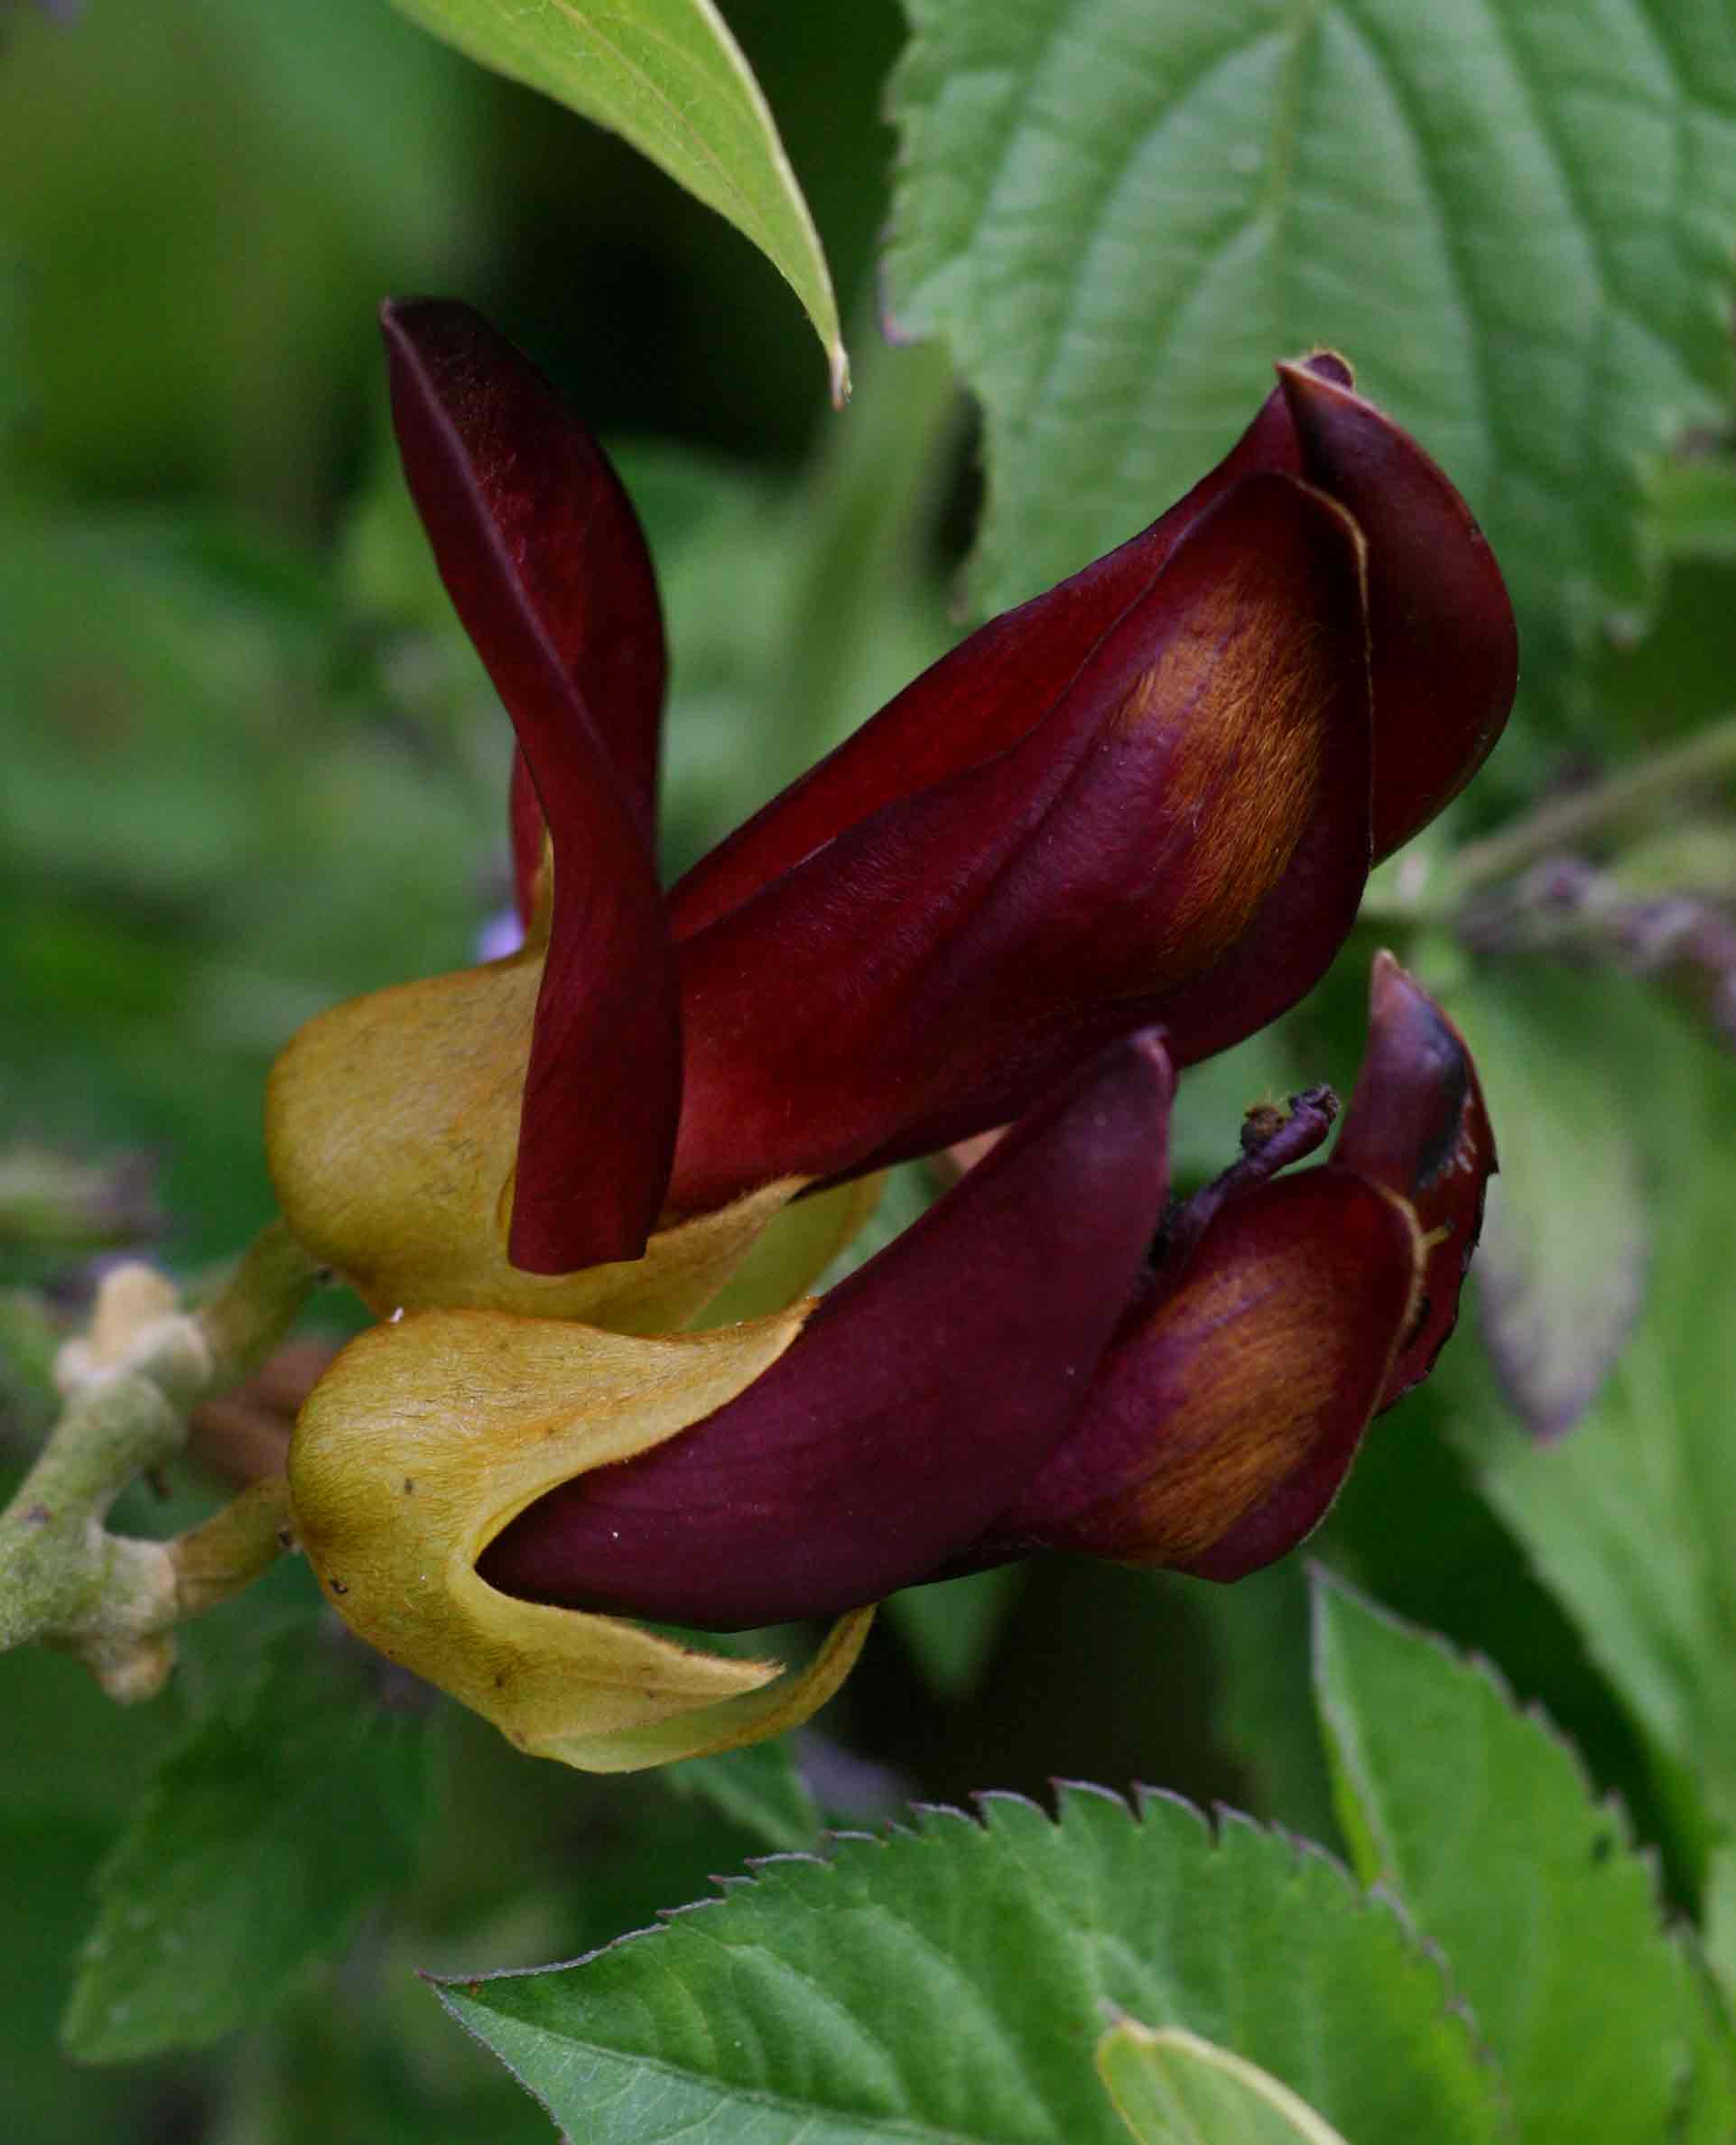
382 299 666 826
382 298 680 1270
479 1031 1174 1629
668 366 1350 942
669 470 1370 1216
974 1167 1422 1583
507 748 545 930
1332 952 1497 1407
1278 362 1518 861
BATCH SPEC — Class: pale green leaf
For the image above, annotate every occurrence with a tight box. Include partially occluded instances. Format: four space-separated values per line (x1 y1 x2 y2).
1098 2020 1350 2144
1463 985 1736 1840
1460 980 1650 1438
1706 1849 1736 2003
439 1786 1501 2142
1314 1571 1736 2141
61 1630 431 2061
1648 457 1736 564
392 0 847 395
887 0 1736 729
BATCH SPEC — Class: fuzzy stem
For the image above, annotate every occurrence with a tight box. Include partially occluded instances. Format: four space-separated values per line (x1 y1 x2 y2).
0 1221 325 1696
1444 714 1736 900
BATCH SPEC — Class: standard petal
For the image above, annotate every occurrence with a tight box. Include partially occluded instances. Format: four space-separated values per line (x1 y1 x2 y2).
288 1301 869 1771
668 361 1352 941
1332 952 1497 1407
975 1168 1423 1582
481 1031 1174 1628
381 298 666 822
1278 360 1518 860
670 470 1369 1215
382 298 680 1269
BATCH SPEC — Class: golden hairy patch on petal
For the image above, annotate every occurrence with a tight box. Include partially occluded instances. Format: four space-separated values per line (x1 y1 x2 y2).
1052 1176 1421 1566
1091 482 1369 997
287 1302 861 1769
265 952 805 1331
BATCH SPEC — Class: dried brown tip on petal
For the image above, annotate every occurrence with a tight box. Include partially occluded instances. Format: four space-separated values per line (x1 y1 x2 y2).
1277 361 1518 860
1334 952 1497 1407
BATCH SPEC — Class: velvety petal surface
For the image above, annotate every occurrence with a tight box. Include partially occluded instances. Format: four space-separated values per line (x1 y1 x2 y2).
482 1031 1174 1628
976 1168 1423 1583
289 1298 873 1771
1279 362 1518 861
1332 952 1497 1407
507 748 547 931
382 299 666 822
668 358 1351 940
382 298 679 1271
668 471 1370 1215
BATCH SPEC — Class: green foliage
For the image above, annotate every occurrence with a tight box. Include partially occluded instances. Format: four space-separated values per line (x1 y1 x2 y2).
1468 985 1736 1840
441 1787 1501 2143
887 1565 1027 1699
1096 2020 1350 2145
1314 1573 1735 2142
0 0 481 515
887 0 1736 739
1460 977 1650 1438
391 0 848 394
0 505 490 1265
664 1738 820 1852
61 1629 432 2062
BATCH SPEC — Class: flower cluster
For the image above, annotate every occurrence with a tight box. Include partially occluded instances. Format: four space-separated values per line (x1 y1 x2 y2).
270 302 1510 1769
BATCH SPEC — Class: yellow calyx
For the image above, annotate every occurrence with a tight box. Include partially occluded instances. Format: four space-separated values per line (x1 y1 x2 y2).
266 947 885 1333
288 1300 872 1771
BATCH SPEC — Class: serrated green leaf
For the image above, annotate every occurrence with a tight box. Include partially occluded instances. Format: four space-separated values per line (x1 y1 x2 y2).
1098 2019 1350 2144
1460 980 1650 1438
438 1786 1502 2143
887 0 1736 729
61 1629 432 2062
1314 1571 1736 2142
664 1738 820 1852
392 0 847 395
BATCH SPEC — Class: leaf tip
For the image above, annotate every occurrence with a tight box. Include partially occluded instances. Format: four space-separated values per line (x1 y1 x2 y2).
828 336 853 410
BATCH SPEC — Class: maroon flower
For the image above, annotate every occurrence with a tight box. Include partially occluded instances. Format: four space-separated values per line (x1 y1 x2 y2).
266 302 1514 1332
287 955 1492 1765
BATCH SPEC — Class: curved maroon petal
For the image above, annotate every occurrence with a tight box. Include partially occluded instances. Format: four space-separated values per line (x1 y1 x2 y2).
1332 952 1497 1407
383 298 680 1270
382 299 666 826
970 1167 1422 1583
668 469 1370 1216
669 358 1352 942
1278 363 1518 861
507 748 545 930
479 1031 1174 1630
